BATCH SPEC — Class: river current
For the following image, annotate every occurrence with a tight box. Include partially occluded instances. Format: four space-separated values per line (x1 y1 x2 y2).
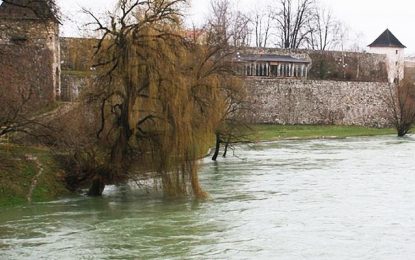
1 136 415 259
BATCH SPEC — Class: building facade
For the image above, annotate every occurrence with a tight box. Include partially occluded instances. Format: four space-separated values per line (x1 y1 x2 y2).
0 0 60 102
235 53 311 79
368 29 406 83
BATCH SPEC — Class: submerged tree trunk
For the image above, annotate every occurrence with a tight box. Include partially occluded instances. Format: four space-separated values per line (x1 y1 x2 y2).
212 133 221 161
189 163 207 199
87 176 105 197
88 105 132 197
397 123 411 137
223 139 230 158
111 126 130 171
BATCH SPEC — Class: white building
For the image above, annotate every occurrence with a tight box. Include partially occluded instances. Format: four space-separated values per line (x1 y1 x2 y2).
368 29 406 83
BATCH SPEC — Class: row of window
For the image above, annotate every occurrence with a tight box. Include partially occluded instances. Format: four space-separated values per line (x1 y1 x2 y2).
236 62 309 78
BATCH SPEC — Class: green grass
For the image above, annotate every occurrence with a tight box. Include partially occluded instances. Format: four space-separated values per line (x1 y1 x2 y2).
252 124 396 141
0 144 69 207
61 70 91 77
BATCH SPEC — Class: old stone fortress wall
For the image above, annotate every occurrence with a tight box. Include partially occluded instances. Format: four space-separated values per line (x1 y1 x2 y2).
0 0 410 127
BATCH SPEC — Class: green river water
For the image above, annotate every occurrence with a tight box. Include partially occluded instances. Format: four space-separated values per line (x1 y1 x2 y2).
2 136 415 259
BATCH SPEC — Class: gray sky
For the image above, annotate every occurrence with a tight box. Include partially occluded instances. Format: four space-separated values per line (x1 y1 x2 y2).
2 0 415 54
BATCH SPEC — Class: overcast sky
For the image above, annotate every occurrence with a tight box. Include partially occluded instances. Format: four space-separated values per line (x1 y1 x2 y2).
2 0 415 54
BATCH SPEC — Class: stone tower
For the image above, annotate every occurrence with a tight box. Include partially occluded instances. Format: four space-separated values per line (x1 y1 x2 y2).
0 0 61 102
369 29 406 83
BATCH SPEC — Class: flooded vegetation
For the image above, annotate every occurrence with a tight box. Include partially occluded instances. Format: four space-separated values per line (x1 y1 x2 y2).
1 0 415 258
2 136 415 259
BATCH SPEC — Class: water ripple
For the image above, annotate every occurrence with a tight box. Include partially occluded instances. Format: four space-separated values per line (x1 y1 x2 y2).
2 136 415 259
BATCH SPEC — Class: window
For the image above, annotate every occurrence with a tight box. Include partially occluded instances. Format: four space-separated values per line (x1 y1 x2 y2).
396 50 399 55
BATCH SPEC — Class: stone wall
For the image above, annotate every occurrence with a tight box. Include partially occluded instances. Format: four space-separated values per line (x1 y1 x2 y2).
0 19 58 46
0 18 60 101
60 37 97 71
61 72 91 102
246 78 393 127
59 37 97 101
0 44 55 104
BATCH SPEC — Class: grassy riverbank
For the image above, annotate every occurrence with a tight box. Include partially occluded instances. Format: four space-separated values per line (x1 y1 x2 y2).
0 144 69 207
253 125 396 141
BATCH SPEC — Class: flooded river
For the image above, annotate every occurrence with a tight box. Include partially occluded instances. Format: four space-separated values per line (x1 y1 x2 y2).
2 136 415 259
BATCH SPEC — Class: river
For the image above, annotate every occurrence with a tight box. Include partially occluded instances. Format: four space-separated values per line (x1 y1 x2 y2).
1 136 415 259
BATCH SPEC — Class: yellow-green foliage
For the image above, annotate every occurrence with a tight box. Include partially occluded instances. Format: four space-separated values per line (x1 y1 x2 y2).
60 38 98 72
88 0 236 198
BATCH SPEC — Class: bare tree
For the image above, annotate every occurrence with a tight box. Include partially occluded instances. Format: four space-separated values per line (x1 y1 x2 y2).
385 79 415 137
207 0 250 48
0 86 35 137
306 6 342 51
204 0 253 161
347 31 365 52
273 0 316 49
0 41 57 139
211 77 252 161
251 8 273 48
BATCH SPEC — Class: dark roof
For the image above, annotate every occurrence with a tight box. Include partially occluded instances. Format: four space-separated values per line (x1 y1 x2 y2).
236 54 310 64
0 0 58 22
368 29 406 48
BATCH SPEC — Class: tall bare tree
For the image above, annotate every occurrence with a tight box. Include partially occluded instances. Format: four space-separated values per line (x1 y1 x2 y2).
273 0 316 49
251 8 273 48
207 0 250 48
204 0 252 161
306 6 342 51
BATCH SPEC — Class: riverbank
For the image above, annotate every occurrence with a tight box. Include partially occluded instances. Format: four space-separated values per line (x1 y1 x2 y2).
0 125 397 207
253 125 396 141
0 144 69 207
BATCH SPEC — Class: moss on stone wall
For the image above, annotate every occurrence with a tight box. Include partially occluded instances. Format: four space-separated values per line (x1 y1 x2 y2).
308 51 388 82
60 37 98 71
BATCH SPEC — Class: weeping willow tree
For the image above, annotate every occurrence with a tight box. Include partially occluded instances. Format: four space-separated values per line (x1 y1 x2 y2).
84 0 230 197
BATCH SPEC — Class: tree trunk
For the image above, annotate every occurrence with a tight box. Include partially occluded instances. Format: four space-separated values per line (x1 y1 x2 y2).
397 124 410 137
111 105 132 174
87 176 105 197
223 140 229 158
212 133 221 161
111 128 129 169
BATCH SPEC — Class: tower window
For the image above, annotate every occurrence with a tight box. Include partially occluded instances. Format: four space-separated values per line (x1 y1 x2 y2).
396 50 399 54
